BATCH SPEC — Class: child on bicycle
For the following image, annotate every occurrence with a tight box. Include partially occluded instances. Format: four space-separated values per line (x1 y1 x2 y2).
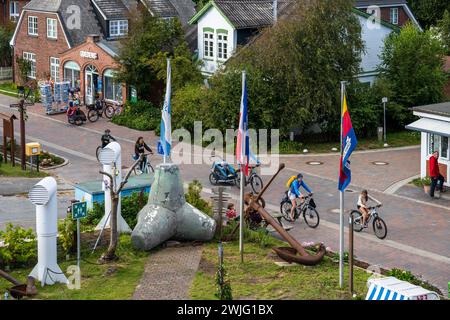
225 203 237 222
357 190 382 227
134 137 153 172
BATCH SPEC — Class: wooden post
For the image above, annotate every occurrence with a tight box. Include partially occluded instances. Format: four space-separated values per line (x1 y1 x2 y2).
10 117 15 167
2 120 6 164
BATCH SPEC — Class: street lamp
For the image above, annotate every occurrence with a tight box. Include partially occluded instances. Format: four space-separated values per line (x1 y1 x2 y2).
382 97 388 147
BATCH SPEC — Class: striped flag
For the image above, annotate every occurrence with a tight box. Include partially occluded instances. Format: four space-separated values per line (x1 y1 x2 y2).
159 59 172 159
236 71 250 176
338 93 357 191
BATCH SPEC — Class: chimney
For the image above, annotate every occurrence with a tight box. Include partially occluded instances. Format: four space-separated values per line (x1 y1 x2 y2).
273 0 278 23
86 34 101 43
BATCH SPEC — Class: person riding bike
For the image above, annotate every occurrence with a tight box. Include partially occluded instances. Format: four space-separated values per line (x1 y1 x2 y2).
134 137 153 172
101 129 116 148
357 190 382 228
288 173 313 222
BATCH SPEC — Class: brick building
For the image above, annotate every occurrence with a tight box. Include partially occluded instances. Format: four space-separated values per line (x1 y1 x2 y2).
355 0 422 30
0 0 28 25
9 0 196 105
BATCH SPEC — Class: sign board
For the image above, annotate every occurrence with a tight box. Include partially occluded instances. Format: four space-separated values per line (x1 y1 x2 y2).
72 201 87 220
80 51 98 60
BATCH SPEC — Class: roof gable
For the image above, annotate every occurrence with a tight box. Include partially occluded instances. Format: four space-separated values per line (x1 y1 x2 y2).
355 0 408 7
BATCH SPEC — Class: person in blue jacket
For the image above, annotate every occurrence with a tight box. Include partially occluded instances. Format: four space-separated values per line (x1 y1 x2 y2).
288 173 313 221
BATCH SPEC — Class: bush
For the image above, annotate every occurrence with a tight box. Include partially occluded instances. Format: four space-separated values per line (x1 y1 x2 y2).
39 151 64 167
112 101 161 133
412 177 431 187
185 180 213 216
58 214 76 254
0 224 37 268
387 268 440 293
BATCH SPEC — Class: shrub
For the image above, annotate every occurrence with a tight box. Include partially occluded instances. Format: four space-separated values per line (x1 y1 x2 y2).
0 223 37 268
39 151 64 167
387 268 440 293
58 214 76 254
185 180 213 217
111 101 160 133
412 177 431 187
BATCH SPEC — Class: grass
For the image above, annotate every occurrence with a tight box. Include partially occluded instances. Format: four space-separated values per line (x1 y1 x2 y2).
190 240 370 300
0 234 149 300
0 162 48 178
0 82 18 98
280 131 421 154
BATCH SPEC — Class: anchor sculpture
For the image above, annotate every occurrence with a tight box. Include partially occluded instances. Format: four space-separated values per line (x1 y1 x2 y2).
243 163 326 266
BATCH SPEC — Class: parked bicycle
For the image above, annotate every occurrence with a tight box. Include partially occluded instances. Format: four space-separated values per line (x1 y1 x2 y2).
87 99 115 122
105 100 124 117
236 163 264 194
351 205 387 239
280 194 320 228
133 153 154 175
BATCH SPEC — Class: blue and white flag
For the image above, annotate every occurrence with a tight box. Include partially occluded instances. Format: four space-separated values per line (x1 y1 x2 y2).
159 58 172 159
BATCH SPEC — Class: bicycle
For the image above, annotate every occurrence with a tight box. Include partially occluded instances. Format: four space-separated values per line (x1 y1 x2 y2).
351 205 387 239
133 153 154 175
236 163 264 194
280 194 320 228
87 99 114 122
105 100 124 118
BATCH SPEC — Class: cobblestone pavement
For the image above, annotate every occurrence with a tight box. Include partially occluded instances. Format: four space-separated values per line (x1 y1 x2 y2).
133 245 203 300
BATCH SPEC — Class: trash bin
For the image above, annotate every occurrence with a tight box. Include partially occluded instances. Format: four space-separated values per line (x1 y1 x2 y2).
366 277 440 300
377 127 384 142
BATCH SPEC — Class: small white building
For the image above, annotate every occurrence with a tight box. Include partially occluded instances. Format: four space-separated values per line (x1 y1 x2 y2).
189 0 401 84
406 103 450 186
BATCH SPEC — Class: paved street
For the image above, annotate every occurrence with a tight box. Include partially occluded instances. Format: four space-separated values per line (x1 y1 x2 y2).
0 94 449 294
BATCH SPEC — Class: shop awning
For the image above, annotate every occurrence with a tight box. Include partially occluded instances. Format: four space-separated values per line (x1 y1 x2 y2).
406 118 450 137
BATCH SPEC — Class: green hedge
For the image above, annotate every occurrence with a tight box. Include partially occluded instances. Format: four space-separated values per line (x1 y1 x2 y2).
111 101 161 133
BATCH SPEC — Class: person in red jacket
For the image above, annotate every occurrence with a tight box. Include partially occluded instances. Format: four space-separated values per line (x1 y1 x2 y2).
429 151 445 197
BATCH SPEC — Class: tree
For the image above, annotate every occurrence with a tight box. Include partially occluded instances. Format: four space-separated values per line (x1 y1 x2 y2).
15 56 31 85
115 8 200 102
408 0 450 29
437 10 450 54
0 24 14 67
199 0 364 139
379 23 447 123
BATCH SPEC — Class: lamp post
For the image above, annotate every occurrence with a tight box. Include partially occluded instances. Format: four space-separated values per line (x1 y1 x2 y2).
382 97 388 147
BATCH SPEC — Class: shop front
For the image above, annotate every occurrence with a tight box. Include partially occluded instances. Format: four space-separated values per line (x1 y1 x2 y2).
406 102 450 186
59 35 126 106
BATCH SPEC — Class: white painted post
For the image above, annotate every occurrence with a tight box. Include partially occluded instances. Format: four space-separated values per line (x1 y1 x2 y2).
96 141 131 233
29 177 68 286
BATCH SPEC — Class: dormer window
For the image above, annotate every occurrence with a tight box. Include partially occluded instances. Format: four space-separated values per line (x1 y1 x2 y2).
110 20 128 37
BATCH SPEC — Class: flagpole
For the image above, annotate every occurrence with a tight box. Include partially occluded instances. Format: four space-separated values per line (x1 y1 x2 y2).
162 58 171 164
339 80 345 288
239 71 246 264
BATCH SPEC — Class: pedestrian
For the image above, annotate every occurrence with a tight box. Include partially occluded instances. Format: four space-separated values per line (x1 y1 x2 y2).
429 150 445 198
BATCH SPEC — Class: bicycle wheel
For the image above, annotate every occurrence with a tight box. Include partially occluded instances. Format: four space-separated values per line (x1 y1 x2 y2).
351 210 363 232
75 117 83 126
147 163 154 173
250 174 264 194
373 217 387 239
303 207 320 228
88 109 99 122
105 105 115 119
280 201 293 222
96 146 102 161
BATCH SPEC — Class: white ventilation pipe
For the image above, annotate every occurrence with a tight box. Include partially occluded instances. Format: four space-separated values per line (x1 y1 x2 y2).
28 177 68 286
273 0 278 23
96 141 131 233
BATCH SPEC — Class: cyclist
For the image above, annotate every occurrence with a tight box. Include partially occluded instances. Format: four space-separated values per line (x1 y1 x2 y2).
288 173 313 222
357 190 382 227
101 129 116 148
134 137 153 172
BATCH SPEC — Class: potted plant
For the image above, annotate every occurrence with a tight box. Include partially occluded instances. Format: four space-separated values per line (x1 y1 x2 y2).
412 177 432 194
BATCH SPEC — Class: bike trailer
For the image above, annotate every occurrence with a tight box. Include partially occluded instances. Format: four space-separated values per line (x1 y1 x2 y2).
366 277 440 300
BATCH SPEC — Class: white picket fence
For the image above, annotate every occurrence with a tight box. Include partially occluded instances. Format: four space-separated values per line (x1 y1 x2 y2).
0 67 13 80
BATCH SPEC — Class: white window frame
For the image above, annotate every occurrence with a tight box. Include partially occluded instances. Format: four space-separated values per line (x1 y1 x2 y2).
9 1 19 21
203 32 214 59
217 33 228 61
110 20 128 37
103 69 122 102
50 57 60 82
23 52 36 79
427 133 449 160
28 16 38 35
390 8 399 25
47 18 57 39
